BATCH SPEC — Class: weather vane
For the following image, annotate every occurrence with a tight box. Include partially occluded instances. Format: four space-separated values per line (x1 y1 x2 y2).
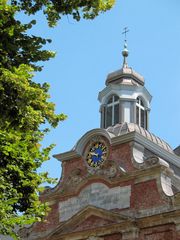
122 27 129 41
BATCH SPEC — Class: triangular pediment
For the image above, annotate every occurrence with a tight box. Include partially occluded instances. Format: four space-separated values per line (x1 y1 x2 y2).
47 205 133 239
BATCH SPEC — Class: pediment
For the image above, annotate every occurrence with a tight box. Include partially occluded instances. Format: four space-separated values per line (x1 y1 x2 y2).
47 205 133 239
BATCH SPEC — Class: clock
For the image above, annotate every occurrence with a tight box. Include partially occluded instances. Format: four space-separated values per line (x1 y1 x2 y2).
86 141 108 168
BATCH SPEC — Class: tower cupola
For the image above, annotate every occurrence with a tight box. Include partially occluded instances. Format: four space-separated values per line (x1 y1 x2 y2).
98 41 152 130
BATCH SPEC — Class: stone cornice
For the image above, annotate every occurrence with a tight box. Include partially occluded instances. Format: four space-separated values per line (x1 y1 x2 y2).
53 128 112 162
136 208 180 228
98 83 152 104
42 164 166 201
54 130 180 170
53 150 80 162
45 208 180 240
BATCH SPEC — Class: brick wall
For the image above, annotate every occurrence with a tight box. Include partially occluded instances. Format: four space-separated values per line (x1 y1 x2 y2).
139 224 177 240
131 179 166 209
62 157 87 181
110 143 134 172
74 215 115 232
33 202 59 232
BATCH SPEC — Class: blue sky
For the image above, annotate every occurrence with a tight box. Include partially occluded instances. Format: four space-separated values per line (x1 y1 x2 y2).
25 0 180 180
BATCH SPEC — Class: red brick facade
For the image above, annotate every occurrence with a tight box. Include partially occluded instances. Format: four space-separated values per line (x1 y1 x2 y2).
21 130 180 240
139 224 177 240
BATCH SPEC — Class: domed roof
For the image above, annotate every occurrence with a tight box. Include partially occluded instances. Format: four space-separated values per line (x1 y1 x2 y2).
106 123 173 153
106 67 145 87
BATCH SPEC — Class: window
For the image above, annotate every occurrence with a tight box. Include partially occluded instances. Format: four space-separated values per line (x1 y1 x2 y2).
136 97 147 129
105 95 120 128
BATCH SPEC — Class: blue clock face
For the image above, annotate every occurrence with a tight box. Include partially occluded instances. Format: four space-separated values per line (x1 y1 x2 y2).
86 142 107 168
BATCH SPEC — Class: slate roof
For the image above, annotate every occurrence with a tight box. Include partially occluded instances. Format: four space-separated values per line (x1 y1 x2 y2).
107 122 173 153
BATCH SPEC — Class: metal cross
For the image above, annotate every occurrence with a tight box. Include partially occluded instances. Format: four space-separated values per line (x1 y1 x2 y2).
122 27 129 41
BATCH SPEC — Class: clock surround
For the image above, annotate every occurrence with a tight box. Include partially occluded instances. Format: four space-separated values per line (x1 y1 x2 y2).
85 136 109 169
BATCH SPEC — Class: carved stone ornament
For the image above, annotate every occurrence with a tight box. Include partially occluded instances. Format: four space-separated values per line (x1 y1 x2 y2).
145 156 159 166
87 159 118 178
61 168 83 191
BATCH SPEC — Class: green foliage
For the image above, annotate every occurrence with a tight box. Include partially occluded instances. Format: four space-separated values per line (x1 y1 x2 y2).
11 0 115 26
0 3 55 71
0 64 66 238
0 65 65 130
0 2 66 238
0 0 114 238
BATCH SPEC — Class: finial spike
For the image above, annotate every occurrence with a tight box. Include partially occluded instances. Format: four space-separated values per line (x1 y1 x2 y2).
122 27 129 68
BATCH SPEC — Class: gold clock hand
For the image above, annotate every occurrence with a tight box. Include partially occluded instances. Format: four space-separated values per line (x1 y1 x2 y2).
90 152 98 157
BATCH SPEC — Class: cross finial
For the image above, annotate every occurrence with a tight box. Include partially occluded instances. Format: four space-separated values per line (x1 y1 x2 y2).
122 27 129 41
122 27 129 68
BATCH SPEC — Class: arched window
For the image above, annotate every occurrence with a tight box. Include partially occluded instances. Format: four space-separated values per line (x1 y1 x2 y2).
136 97 147 129
105 95 120 128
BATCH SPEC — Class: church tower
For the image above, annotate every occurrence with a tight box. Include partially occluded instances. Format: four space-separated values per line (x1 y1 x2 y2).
20 40 180 240
99 41 151 130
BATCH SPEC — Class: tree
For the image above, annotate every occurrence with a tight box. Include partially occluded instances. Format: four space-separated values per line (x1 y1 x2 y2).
0 0 115 238
0 3 66 238
11 0 115 26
